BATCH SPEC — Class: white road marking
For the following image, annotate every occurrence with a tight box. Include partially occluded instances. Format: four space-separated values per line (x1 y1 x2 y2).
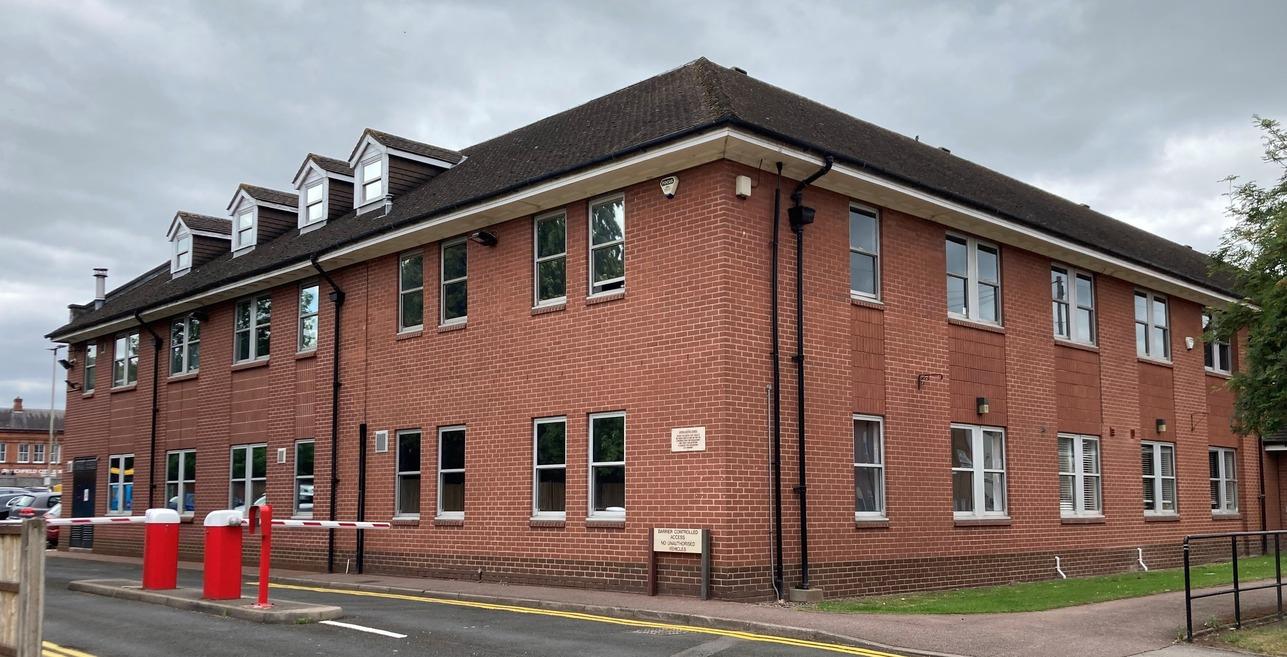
319 620 408 639
670 637 739 657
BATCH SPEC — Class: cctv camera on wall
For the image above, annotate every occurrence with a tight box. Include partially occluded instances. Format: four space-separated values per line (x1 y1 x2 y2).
660 175 679 199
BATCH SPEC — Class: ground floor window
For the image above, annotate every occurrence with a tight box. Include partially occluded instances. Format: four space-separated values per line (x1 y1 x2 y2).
108 453 134 514
589 412 625 518
295 440 315 517
951 424 1007 518
1142 441 1177 515
533 417 566 518
165 449 196 516
438 427 466 518
1058 434 1102 517
229 444 266 511
853 415 885 518
395 430 421 517
1210 447 1238 514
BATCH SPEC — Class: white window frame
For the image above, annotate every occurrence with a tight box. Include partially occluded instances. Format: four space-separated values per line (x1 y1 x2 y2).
32 444 45 464
394 429 421 519
50 443 60 464
1052 265 1096 344
294 439 315 518
298 283 320 353
228 443 267 510
303 180 326 226
1210 447 1238 514
440 238 468 326
172 230 192 274
1142 441 1178 515
17 444 30 463
588 411 626 519
533 210 568 307
1058 434 1103 518
532 417 567 519
1135 290 1171 361
232 207 256 252
358 155 385 208
234 294 271 363
436 426 466 519
587 193 626 297
84 342 97 392
398 251 424 332
848 204 881 300
170 314 200 376
951 423 1008 519
107 453 134 515
112 331 139 387
853 414 885 519
1203 312 1232 374
0 444 6 463
946 233 1002 325
166 449 196 518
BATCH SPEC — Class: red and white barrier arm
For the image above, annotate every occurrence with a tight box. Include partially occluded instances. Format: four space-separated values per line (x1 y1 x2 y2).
46 515 149 526
240 518 392 530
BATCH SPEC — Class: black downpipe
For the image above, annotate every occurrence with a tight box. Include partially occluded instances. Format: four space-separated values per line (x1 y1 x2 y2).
310 255 346 574
1260 437 1268 553
356 423 368 573
770 162 785 599
134 311 162 508
788 156 833 591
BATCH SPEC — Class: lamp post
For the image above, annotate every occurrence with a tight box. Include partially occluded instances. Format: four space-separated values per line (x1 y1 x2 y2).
46 344 64 486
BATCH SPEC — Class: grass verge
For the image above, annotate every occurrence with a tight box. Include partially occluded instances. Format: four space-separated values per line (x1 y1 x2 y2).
1212 620 1287 656
817 554 1283 614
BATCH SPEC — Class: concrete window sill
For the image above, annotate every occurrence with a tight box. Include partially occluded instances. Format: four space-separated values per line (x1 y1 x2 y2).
168 371 199 383
529 518 566 528
948 317 1006 334
849 296 884 310
531 302 566 316
1137 357 1173 368
109 384 138 394
1054 339 1099 353
585 291 625 306
437 322 467 334
1061 516 1106 525
433 517 464 527
294 350 318 360
231 358 270 372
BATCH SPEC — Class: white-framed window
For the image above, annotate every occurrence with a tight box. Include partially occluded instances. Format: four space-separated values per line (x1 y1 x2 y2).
1052 265 1096 344
395 430 421 517
853 415 885 518
534 211 567 306
303 181 325 225
1210 447 1238 514
533 417 566 518
112 331 139 387
589 412 625 518
17 444 29 463
107 453 134 514
170 314 201 375
1135 291 1170 361
298 283 319 352
1058 434 1102 517
233 209 255 251
294 440 314 518
84 342 97 392
440 239 467 325
32 444 45 464
229 444 266 511
165 449 196 517
398 252 424 332
1203 312 1232 374
50 443 60 464
1141 441 1177 515
849 205 880 300
588 194 625 296
0 444 6 463
359 156 384 206
946 234 1001 324
234 294 271 362
951 424 1007 518
437 426 466 518
172 231 192 273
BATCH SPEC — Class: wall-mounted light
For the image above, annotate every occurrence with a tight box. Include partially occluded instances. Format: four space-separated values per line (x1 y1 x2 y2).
65 380 81 392
1184 336 1196 350
468 230 498 247
57 358 75 370
976 397 990 415
1156 418 1168 434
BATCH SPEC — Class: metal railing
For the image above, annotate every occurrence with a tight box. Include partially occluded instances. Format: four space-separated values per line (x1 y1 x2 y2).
1183 530 1284 641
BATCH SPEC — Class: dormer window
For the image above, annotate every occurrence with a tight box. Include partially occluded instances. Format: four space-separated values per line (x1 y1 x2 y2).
234 208 255 251
360 157 383 205
304 182 324 225
167 212 231 274
346 130 463 214
172 231 192 273
292 154 353 230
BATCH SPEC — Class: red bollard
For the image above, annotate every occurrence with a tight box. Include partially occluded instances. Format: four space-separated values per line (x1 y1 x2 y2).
202 509 244 600
142 508 180 590
247 504 272 609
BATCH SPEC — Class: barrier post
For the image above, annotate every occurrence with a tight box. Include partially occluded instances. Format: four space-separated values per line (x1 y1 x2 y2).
142 508 180 590
247 505 273 609
202 510 244 600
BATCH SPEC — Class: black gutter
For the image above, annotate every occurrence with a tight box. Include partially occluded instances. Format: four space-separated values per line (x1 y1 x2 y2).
310 254 346 574
788 156 833 591
770 162 785 600
133 311 163 508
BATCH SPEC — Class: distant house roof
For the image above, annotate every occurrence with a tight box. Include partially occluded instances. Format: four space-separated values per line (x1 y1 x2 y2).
0 405 63 434
49 58 1236 340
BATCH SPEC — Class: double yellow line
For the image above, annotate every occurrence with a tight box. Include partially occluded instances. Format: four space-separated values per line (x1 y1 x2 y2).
43 641 97 657
271 582 907 657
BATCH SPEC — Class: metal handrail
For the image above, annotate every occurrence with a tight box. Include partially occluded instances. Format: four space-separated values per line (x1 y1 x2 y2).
1183 530 1285 641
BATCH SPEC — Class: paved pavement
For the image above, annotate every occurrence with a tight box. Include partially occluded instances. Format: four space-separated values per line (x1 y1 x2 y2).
49 552 1281 657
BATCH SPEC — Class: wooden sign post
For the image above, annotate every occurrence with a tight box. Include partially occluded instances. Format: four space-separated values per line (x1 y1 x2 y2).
647 527 711 600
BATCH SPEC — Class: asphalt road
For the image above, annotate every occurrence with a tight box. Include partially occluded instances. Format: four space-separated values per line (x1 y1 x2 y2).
43 558 886 657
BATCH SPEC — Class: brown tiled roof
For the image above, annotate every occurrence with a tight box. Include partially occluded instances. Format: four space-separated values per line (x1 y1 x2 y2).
176 212 231 236
238 184 298 208
363 129 465 165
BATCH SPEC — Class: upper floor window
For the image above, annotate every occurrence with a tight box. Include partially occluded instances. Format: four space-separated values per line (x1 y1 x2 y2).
303 182 325 225
17 444 29 463
534 211 567 306
398 252 424 332
1141 441 1177 515
853 415 885 519
233 209 255 251
440 239 467 325
849 205 880 300
298 284 319 352
1203 313 1232 374
84 343 97 392
0 444 6 463
1210 447 1238 514
234 295 271 362
32 444 45 464
1134 291 1170 361
1058 434 1102 517
1052 266 1096 344
113 331 139 387
359 157 383 206
589 195 625 296
170 314 201 375
172 231 192 273
946 234 1001 324
951 424 1006 518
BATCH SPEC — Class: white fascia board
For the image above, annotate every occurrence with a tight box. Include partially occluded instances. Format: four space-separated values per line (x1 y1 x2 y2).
293 160 355 188
385 148 458 170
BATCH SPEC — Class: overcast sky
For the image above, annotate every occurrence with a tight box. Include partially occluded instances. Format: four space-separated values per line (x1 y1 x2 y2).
1 0 1284 409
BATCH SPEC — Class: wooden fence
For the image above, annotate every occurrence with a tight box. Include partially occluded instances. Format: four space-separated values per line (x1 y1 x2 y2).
0 519 44 657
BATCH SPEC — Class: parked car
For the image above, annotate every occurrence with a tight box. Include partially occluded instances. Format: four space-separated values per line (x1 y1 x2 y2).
44 503 61 549
10 492 61 519
0 494 30 520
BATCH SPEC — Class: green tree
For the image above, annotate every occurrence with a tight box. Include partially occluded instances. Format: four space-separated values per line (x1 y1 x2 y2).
1208 116 1287 436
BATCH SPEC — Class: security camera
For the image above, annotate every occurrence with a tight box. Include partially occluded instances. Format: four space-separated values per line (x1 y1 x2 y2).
660 175 679 199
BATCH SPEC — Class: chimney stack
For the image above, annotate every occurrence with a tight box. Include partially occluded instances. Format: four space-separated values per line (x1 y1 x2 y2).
12 396 23 412
94 268 108 308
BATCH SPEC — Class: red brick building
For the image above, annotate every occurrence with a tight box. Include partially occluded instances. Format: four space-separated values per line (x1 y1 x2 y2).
48 59 1264 600
1 397 63 482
